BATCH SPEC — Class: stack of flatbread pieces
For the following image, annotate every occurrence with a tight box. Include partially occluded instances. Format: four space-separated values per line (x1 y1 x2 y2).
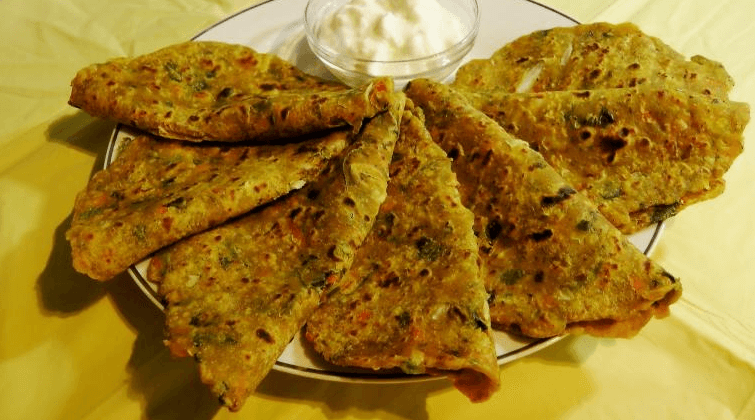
66 41 500 409
306 101 499 402
452 22 749 233
65 22 747 411
148 97 404 410
67 40 396 281
405 79 681 337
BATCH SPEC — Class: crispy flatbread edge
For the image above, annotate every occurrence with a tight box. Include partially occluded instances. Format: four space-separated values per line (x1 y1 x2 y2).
68 52 395 143
497 281 682 339
564 283 682 338
444 367 501 403
148 77 396 142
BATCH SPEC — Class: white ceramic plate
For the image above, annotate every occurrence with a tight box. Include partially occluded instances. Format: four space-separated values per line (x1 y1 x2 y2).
105 0 665 384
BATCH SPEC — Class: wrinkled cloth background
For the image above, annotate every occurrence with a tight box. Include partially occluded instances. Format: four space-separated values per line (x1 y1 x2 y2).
1 0 754 419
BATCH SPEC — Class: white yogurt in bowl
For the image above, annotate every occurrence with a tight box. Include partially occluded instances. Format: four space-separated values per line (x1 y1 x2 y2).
305 0 480 88
319 0 467 61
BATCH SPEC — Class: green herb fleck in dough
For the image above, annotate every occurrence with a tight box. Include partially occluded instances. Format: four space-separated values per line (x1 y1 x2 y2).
395 311 411 328
576 220 592 231
192 80 209 92
501 269 525 285
79 207 103 220
649 202 679 223
133 224 147 241
219 255 233 269
164 61 182 82
415 236 444 262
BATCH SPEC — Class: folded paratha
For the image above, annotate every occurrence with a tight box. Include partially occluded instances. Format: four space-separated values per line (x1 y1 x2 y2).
305 102 499 402
452 22 733 99
69 41 393 142
147 96 404 411
459 87 749 233
66 131 350 280
405 79 682 338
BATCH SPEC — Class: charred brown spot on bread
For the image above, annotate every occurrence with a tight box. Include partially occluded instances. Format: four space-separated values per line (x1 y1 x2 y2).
541 187 577 207
485 219 503 241
576 219 592 231
395 311 411 327
472 312 489 331
216 87 233 100
599 136 627 163
448 305 468 323
378 274 401 288
534 271 545 283
528 229 553 242
289 207 302 219
255 328 274 344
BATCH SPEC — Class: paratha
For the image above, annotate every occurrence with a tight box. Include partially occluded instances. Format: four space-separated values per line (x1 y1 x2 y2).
146 96 404 411
69 41 394 142
66 131 350 281
452 22 733 99
305 102 499 402
405 79 682 338
458 87 749 233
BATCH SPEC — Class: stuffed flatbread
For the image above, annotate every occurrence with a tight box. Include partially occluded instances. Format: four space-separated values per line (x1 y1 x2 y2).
146 96 403 411
452 22 733 99
306 102 499 402
67 131 350 280
458 86 749 233
69 41 393 142
405 79 682 338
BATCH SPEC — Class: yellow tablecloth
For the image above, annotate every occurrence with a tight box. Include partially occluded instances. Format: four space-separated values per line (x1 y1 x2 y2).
1 0 754 418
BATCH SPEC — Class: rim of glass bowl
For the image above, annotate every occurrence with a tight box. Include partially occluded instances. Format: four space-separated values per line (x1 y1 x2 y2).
304 0 480 70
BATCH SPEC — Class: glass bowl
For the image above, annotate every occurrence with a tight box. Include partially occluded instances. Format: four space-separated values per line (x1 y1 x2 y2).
304 0 480 89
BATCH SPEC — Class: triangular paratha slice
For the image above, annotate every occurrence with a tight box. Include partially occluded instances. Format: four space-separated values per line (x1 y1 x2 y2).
146 96 404 411
452 22 733 99
305 103 499 402
405 79 682 338
459 87 749 233
69 41 393 142
66 131 350 280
